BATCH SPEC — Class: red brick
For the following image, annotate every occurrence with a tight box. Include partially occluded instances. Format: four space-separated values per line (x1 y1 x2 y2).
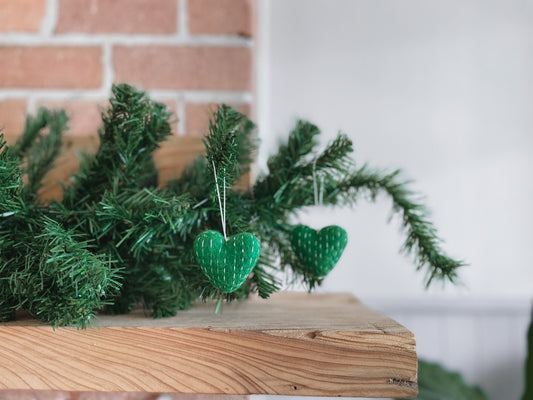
113 46 252 91
0 0 47 32
0 99 27 137
185 102 251 137
189 0 254 37
0 46 102 89
55 0 177 34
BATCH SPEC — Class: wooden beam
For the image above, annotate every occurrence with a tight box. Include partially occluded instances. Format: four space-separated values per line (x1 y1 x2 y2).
0 293 418 398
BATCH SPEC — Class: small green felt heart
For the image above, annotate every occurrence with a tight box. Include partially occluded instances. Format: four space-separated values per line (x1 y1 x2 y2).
194 230 261 293
291 225 348 277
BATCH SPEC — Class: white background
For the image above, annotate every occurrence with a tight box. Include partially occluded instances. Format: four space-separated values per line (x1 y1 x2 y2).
255 0 533 398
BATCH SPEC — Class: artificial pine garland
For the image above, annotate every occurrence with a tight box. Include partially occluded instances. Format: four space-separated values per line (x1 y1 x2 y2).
0 84 464 328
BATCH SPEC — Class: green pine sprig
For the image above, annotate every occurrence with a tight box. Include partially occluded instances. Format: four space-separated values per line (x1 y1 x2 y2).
333 165 464 286
29 217 121 328
204 104 255 190
250 123 463 287
13 108 68 200
62 83 172 208
0 84 465 327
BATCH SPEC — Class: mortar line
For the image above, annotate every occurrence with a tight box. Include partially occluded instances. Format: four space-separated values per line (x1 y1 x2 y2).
40 0 58 36
0 90 253 103
0 90 111 100
0 34 253 47
102 42 114 92
27 96 37 114
178 0 189 39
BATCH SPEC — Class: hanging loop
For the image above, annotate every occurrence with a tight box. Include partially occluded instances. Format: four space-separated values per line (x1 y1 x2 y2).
211 161 227 240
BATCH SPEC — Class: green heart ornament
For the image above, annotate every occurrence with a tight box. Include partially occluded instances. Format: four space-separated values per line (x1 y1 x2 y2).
291 225 348 277
194 230 261 293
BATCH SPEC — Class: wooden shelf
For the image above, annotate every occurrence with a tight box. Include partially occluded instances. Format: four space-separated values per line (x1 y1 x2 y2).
0 293 418 398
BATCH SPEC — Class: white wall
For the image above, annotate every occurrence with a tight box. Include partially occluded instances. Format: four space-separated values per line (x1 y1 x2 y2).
256 0 533 398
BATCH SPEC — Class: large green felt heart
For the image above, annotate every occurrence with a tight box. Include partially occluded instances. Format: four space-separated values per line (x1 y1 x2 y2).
194 230 261 293
291 225 348 277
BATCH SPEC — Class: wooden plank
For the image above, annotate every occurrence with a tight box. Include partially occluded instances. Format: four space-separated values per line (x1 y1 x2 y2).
0 293 418 398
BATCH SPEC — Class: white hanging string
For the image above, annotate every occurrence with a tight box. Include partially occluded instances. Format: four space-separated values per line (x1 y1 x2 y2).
312 159 318 206
211 160 227 240
223 169 226 236
319 173 324 206
312 159 324 207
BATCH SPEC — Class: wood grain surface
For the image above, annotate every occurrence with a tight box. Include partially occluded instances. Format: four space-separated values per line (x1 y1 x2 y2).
0 293 417 398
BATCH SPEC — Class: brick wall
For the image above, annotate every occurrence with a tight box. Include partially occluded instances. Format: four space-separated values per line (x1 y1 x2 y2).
0 0 254 137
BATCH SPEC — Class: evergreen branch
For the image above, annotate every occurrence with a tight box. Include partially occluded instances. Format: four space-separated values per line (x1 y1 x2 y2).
11 108 68 199
12 108 55 158
256 224 324 291
249 262 280 298
92 187 205 316
270 120 321 167
9 217 121 328
0 85 466 327
168 156 210 199
115 257 195 318
203 105 253 190
250 131 354 227
252 124 463 289
63 83 172 207
312 133 354 173
0 134 25 217
96 188 195 258
334 165 465 286
201 105 256 236
253 120 320 200
0 133 25 321
248 246 281 298
24 110 68 198
236 118 257 176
